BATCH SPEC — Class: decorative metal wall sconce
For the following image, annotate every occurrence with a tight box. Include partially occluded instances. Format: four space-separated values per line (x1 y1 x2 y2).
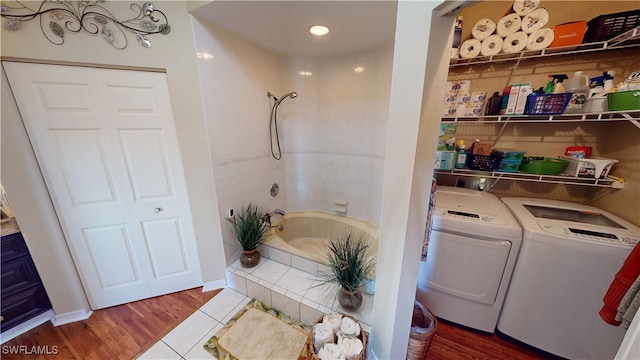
1 1 170 49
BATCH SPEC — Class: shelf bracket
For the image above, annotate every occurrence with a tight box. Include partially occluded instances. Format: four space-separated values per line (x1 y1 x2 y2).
621 112 640 129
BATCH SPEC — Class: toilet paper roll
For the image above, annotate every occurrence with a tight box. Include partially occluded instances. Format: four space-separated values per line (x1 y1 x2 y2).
496 13 522 38
465 105 484 117
502 31 528 53
471 91 487 105
521 8 549 34
456 103 470 116
513 0 540 16
526 28 554 50
456 92 471 106
471 18 497 41
447 80 471 93
459 39 482 59
481 34 503 56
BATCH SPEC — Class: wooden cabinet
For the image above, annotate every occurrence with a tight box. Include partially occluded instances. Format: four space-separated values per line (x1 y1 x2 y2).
1 232 51 332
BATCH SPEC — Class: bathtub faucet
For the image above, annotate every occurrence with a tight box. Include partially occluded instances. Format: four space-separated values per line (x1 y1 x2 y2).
262 209 285 231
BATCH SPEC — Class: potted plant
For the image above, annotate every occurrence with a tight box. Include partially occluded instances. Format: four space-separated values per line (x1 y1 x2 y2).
320 232 377 311
229 203 269 268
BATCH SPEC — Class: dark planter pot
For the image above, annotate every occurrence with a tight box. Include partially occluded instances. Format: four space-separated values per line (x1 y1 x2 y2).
240 249 260 268
338 287 363 311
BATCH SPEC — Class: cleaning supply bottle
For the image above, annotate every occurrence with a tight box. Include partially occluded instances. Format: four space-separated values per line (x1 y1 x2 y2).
564 71 590 113
544 74 568 94
485 91 502 115
455 141 467 169
589 71 615 98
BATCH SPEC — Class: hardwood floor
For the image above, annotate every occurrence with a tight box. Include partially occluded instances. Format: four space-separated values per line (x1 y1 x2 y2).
1 287 549 360
1 287 220 360
425 319 550 360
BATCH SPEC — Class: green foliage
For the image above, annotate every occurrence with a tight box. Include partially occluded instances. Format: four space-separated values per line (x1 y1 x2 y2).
321 232 377 292
229 204 269 251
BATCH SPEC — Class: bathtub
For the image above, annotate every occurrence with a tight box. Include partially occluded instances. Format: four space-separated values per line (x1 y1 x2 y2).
263 211 379 270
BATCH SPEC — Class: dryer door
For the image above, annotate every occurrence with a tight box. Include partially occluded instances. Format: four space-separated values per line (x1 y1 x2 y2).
422 230 511 305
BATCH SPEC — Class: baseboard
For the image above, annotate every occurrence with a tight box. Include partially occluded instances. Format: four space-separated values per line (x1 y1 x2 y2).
51 308 93 326
0 310 54 344
202 279 227 292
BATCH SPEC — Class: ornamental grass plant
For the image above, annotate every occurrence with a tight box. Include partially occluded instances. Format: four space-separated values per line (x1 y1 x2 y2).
322 232 377 292
229 203 269 251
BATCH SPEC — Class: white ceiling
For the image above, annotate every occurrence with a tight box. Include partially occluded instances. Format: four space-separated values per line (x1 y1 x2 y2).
191 1 399 57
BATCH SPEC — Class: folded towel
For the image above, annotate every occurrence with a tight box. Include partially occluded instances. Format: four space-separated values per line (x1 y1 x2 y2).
323 313 343 334
317 343 346 360
338 336 363 360
338 317 360 337
616 274 640 329
600 242 640 325
313 323 334 353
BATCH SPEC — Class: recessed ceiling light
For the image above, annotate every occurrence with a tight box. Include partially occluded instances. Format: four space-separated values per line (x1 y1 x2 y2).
309 25 329 36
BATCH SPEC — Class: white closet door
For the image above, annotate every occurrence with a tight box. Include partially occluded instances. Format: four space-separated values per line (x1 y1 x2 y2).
3 62 202 309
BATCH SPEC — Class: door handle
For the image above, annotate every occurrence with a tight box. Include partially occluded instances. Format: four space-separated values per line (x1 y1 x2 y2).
154 207 163 213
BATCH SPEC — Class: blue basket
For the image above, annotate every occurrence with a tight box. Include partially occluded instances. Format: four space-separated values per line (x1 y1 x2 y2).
525 93 572 115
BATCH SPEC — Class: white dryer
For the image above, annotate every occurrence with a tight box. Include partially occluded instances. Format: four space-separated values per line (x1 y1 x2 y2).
497 198 640 360
416 186 522 332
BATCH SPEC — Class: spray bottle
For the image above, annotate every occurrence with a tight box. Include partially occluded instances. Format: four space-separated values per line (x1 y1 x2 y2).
544 74 568 94
589 71 615 97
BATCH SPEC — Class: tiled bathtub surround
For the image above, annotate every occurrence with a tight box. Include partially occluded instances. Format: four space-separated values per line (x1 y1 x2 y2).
226 245 374 333
191 16 393 266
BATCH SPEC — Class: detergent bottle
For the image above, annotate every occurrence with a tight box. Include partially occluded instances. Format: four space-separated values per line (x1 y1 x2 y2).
564 71 590 113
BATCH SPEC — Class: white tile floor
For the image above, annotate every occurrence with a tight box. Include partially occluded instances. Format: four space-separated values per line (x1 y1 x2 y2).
138 247 374 360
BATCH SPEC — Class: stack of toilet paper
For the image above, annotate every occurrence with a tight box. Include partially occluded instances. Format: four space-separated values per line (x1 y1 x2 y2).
457 0 555 59
442 80 487 117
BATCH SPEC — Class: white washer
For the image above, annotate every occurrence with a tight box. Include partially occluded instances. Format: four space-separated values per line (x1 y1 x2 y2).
498 198 640 360
416 186 522 332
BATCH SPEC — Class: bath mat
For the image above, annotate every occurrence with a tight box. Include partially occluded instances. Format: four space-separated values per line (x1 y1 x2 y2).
203 299 312 360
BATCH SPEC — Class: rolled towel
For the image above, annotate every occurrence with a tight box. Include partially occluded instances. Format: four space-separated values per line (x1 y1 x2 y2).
313 323 334 353
323 313 343 334
339 316 361 337
317 343 346 360
338 336 363 360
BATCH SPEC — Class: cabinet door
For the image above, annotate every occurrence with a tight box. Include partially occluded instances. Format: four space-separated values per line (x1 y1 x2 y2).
3 62 203 309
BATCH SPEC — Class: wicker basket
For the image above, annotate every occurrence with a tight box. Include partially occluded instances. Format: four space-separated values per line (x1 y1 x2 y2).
407 301 438 360
307 313 367 360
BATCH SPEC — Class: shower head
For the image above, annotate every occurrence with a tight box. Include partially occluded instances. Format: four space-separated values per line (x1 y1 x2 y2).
273 91 298 106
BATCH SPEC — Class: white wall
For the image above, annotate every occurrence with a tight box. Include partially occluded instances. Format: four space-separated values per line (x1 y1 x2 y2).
191 17 288 265
1 1 225 317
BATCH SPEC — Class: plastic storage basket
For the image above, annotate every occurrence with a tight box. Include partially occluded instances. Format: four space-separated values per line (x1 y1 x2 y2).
560 156 619 178
525 93 572 115
520 157 569 175
583 10 640 43
466 153 501 171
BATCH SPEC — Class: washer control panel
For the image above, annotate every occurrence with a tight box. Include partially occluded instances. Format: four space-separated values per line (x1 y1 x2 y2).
442 209 496 223
538 222 639 246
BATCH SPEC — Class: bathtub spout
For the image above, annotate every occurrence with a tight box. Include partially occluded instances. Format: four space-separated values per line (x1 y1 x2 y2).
261 209 285 230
